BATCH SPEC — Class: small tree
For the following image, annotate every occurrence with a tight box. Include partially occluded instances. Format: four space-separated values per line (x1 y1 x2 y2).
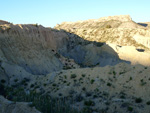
106 25 112 28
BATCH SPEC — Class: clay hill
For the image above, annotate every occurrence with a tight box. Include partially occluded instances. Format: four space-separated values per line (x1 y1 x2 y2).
0 15 150 113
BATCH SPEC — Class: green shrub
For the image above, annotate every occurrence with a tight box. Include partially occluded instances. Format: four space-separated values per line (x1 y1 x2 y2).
140 79 146 86
81 74 86 77
1 79 6 84
14 79 18 82
43 83 47 86
64 75 67 79
107 82 112 86
63 81 67 83
82 87 86 91
146 101 150 105
105 25 112 28
128 106 133 111
30 84 34 88
84 100 95 106
82 107 93 113
71 74 77 79
113 71 116 75
129 77 132 80
135 98 142 103
2 86 79 113
90 79 95 84
52 84 57 87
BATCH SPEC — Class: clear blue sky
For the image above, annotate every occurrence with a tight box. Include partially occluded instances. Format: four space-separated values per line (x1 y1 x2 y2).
0 0 150 27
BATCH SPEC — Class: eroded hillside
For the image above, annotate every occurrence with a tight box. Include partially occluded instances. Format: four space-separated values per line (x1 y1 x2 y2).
0 15 150 113
0 20 128 83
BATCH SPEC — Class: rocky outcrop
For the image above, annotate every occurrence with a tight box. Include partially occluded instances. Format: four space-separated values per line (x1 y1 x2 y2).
0 24 69 75
0 96 41 113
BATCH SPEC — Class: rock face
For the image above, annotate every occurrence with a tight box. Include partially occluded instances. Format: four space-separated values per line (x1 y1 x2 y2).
0 23 68 75
0 96 41 113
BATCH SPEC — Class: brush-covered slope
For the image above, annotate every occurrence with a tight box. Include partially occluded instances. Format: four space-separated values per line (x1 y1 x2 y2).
15 62 150 113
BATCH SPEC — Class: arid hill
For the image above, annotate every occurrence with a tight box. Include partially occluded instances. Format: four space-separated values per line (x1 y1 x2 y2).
0 15 150 113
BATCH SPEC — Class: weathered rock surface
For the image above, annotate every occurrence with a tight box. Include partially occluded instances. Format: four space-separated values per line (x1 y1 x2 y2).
0 96 41 113
0 23 74 75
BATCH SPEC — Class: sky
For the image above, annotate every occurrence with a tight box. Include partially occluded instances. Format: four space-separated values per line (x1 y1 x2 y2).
0 0 150 27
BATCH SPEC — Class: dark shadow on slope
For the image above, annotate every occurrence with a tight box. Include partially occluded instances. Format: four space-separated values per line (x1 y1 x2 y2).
136 48 145 52
137 23 148 27
55 29 131 68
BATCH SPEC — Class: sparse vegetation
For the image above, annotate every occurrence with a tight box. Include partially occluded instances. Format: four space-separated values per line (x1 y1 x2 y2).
52 83 57 86
1 86 79 113
146 101 150 105
71 74 77 79
107 82 112 86
1 79 6 84
30 84 34 88
84 100 95 106
135 98 142 103
82 74 86 77
128 106 133 111
90 79 95 84
14 79 18 82
113 71 116 75
129 77 132 80
140 79 146 86
33 23 38 27
82 87 86 91
105 25 112 28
